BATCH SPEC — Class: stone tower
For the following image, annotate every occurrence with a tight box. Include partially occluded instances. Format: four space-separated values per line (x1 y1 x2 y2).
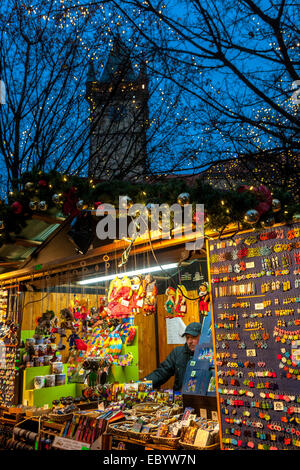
86 37 149 181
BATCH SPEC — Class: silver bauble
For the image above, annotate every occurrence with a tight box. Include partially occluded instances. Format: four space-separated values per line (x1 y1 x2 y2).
24 182 34 191
261 216 275 228
244 209 260 225
38 201 48 211
120 195 133 210
29 200 38 211
52 194 61 204
76 200 84 210
272 199 281 213
177 192 190 206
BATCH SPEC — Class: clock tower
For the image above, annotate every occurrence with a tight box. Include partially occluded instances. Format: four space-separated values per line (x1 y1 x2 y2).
86 37 149 181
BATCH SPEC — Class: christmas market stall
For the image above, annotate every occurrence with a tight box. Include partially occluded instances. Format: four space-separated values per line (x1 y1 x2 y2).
0 169 299 450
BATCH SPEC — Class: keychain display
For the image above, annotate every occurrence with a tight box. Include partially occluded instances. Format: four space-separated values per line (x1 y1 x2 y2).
0 287 20 406
209 222 300 450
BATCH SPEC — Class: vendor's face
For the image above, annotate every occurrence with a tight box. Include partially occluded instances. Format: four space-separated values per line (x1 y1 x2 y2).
186 334 200 352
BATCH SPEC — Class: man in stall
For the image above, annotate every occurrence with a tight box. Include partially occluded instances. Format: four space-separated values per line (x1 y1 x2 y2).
145 322 202 391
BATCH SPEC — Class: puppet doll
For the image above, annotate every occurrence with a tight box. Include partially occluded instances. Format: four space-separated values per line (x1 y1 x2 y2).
199 282 210 316
143 274 157 316
131 275 145 314
175 285 187 317
164 286 176 318
109 276 133 319
106 277 122 316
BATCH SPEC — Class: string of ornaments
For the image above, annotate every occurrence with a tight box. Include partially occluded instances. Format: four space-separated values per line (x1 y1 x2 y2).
1 168 299 245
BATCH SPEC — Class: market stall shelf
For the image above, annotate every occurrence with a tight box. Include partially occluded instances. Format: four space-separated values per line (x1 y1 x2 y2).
22 364 79 408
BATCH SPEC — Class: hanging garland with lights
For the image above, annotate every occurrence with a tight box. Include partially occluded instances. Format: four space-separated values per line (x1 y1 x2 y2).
0 168 299 247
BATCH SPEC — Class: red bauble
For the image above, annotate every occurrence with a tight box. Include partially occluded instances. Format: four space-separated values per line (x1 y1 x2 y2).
11 201 23 214
38 179 47 187
94 201 104 210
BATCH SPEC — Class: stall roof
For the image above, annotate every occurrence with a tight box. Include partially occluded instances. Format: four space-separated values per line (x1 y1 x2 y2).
0 210 66 275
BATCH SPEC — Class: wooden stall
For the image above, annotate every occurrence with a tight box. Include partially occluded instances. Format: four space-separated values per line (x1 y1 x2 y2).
0 216 208 405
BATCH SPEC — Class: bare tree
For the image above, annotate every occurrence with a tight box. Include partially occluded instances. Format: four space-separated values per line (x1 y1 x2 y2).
104 0 299 181
0 1 198 194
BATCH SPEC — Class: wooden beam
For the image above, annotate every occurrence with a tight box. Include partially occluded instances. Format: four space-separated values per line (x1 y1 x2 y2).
14 239 42 248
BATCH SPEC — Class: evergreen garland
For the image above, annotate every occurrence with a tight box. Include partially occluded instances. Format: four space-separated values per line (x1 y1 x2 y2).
0 168 299 247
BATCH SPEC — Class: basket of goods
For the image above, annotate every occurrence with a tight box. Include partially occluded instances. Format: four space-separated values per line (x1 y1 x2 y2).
126 420 154 443
132 402 161 415
179 419 220 450
48 398 78 423
107 421 130 439
48 412 74 423
151 421 181 448
169 405 183 417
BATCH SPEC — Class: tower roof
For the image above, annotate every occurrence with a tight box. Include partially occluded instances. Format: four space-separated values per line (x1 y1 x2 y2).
99 36 137 83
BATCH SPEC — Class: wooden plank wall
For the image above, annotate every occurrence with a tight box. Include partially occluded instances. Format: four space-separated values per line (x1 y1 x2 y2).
21 291 100 363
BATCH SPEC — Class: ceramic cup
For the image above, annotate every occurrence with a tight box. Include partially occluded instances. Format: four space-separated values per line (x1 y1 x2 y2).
34 376 45 389
45 375 56 387
55 374 66 386
43 355 52 366
51 362 63 374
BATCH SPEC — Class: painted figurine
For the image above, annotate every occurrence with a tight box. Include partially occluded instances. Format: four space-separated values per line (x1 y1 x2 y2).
199 282 210 316
143 274 157 316
165 286 176 318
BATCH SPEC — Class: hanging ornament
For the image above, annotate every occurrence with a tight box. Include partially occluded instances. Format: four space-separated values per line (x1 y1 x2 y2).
193 210 205 225
52 193 61 204
272 199 281 213
94 201 104 210
29 200 38 211
120 195 133 210
24 182 34 191
244 209 259 225
261 216 275 228
38 201 48 211
146 203 156 218
76 199 85 210
11 201 23 215
292 213 300 223
238 185 272 217
177 192 190 206
38 179 47 188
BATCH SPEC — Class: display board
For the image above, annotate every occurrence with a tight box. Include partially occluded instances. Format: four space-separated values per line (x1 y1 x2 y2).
0 288 22 406
208 222 300 450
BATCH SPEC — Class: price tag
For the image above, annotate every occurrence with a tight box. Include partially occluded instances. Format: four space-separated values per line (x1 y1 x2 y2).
199 408 207 419
191 370 196 377
246 262 255 269
53 436 90 450
246 349 256 357
190 361 196 366
273 402 284 411
211 411 218 421
255 303 264 310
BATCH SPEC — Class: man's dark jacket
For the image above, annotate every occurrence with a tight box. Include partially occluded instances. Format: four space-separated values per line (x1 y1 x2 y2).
145 343 194 391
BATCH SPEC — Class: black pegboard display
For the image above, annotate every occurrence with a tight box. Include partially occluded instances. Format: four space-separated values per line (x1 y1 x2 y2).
208 223 300 450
